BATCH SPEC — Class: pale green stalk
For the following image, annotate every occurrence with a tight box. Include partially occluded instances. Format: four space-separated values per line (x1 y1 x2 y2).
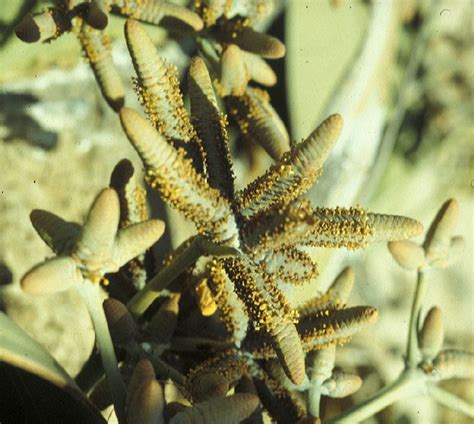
406 270 429 368
307 386 322 418
80 283 126 424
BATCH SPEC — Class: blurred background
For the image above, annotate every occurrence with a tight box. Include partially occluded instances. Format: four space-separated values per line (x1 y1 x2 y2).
0 0 472 422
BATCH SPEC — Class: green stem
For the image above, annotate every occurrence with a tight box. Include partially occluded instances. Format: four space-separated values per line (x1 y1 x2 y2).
406 270 429 368
80 283 126 424
127 235 239 318
428 385 474 418
307 385 322 418
327 371 420 423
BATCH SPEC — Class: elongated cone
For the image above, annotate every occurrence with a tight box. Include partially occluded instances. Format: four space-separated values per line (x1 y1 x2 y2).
119 107 237 244
237 114 342 218
188 56 234 200
119 0 203 31
303 211 424 249
388 240 425 270
297 306 379 352
271 318 306 385
321 370 362 398
21 257 80 295
226 87 290 161
79 26 125 111
124 19 196 143
221 257 304 384
127 359 156 409
252 371 306 422
418 306 443 360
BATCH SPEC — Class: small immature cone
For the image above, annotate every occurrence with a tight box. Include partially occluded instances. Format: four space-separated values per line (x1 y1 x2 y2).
84 2 108 30
423 199 459 265
321 369 362 398
149 293 181 344
112 219 165 265
220 44 249 96
443 236 465 268
103 298 137 346
15 9 69 43
188 372 229 402
126 360 160 412
241 50 277 87
169 393 260 423
418 306 443 360
431 350 474 380
30 209 80 255
127 376 165 424
75 188 120 266
388 240 425 270
223 26 286 59
21 257 80 295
